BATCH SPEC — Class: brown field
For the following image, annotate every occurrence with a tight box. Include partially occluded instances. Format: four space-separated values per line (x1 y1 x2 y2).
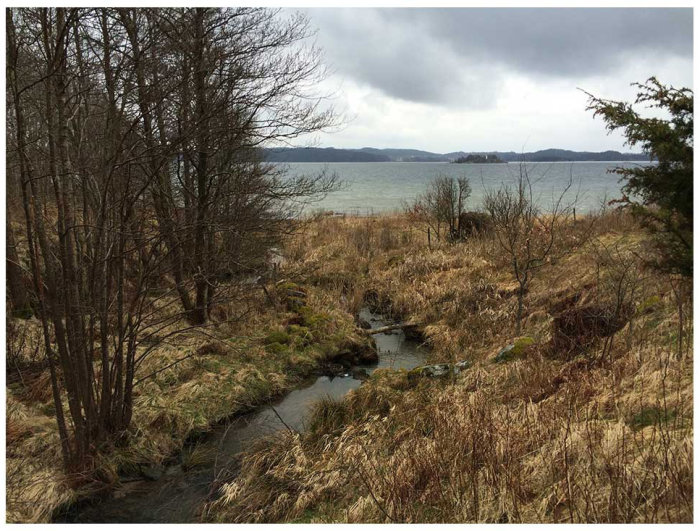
203 211 693 523
6 210 693 523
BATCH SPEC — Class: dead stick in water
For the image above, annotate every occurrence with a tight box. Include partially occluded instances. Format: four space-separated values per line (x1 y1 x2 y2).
361 322 418 335
270 405 296 435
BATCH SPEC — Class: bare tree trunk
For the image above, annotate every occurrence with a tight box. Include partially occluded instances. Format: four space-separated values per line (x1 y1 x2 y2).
516 288 524 336
192 7 211 325
6 216 31 317
7 9 73 468
119 8 197 322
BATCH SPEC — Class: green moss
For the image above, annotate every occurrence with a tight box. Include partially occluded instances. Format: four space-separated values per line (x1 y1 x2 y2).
512 336 535 354
265 342 287 354
264 330 290 345
286 324 314 346
630 407 676 430
297 307 331 329
493 336 535 363
286 324 304 335
317 339 341 360
286 353 316 378
277 281 301 293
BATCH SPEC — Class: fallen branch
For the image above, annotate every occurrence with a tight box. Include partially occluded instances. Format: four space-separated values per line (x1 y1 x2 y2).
360 322 419 335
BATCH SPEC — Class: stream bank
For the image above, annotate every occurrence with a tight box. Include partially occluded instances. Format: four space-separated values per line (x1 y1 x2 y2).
55 307 428 523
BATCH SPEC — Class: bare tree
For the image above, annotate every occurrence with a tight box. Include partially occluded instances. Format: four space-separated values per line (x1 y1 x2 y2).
6 6 339 472
6 216 31 317
120 7 339 324
405 175 471 246
483 163 574 335
7 7 173 470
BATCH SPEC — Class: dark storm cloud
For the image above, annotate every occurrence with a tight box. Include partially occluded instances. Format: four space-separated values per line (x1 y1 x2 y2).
308 8 692 106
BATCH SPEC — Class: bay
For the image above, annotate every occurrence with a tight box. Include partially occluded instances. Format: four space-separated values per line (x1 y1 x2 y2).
278 161 653 215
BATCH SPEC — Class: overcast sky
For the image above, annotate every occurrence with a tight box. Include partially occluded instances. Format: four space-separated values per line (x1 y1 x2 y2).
298 8 693 153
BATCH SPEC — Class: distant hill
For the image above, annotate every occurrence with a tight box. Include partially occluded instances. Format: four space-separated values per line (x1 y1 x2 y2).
357 147 445 161
262 147 650 163
264 147 390 163
493 149 650 163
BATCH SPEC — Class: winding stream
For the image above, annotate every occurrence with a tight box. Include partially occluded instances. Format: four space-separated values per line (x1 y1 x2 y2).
59 308 427 523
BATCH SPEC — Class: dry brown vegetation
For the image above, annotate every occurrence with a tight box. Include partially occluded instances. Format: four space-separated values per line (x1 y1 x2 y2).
203 210 693 523
5 280 366 522
5 209 693 523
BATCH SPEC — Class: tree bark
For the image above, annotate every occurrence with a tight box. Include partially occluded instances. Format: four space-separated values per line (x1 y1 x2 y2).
6 217 31 317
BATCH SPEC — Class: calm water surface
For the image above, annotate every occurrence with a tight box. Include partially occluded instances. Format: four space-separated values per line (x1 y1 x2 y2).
280 161 653 215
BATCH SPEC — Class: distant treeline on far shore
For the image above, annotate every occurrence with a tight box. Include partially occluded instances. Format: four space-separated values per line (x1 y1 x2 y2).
263 146 651 163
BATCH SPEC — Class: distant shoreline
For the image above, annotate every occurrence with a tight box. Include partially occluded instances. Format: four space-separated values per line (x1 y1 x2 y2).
263 146 650 164
274 160 653 164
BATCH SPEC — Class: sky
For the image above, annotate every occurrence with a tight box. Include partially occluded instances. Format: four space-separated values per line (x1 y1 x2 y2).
297 7 693 153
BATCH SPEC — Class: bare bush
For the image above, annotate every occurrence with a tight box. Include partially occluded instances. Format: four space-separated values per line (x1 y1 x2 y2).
405 175 472 246
483 163 575 335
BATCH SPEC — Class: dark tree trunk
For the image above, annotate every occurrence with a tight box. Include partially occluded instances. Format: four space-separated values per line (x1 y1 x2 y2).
6 217 31 318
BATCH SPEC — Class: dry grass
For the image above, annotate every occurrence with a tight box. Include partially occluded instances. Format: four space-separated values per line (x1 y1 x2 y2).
5 281 365 522
204 211 693 523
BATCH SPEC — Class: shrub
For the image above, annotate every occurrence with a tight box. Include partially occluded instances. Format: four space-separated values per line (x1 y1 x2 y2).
264 331 291 345
457 211 492 237
586 78 693 275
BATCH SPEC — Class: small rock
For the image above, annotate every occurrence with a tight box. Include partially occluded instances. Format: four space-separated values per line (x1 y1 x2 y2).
403 325 426 342
287 290 307 299
322 362 345 376
410 363 451 379
493 337 535 363
454 360 472 373
493 344 516 363
355 345 379 365
424 364 451 377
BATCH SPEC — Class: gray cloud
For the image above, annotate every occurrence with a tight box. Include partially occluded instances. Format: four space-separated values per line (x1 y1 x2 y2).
308 8 692 106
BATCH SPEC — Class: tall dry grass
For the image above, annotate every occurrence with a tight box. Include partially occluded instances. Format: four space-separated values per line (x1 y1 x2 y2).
204 210 693 523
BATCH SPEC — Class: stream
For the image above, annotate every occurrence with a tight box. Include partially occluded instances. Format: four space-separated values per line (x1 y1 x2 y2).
59 308 427 523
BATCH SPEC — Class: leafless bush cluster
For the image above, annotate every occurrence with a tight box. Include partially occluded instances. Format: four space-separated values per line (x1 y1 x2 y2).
483 164 576 334
405 175 472 246
7 7 337 471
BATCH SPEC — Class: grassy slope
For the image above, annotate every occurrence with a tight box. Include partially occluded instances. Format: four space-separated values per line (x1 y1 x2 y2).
6 282 366 522
204 212 693 523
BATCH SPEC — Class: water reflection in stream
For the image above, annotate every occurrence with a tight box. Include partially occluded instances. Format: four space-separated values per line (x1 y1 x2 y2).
62 308 427 523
